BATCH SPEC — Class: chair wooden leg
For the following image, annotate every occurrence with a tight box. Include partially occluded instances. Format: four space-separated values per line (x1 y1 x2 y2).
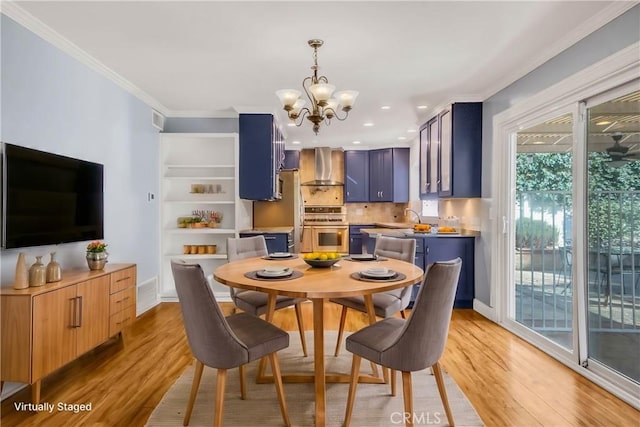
238 364 247 400
269 353 291 427
214 369 227 427
294 303 308 357
344 354 362 427
432 362 455 427
390 369 396 396
402 371 413 427
184 360 204 426
334 306 348 357
400 309 407 319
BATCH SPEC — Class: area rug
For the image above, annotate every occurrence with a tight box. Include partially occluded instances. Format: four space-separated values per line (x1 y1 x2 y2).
146 332 483 426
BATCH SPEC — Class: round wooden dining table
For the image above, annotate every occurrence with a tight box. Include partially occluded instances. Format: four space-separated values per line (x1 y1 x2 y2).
214 255 423 427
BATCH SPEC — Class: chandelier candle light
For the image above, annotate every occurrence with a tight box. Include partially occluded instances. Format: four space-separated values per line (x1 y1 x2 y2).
276 39 358 135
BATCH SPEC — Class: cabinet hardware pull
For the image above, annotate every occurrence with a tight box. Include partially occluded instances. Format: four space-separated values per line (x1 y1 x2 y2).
123 296 130 301
116 277 130 283
77 296 83 327
264 237 276 240
70 297 77 328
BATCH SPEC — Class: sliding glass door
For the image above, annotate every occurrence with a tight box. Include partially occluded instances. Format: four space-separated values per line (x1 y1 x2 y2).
585 88 640 383
501 82 640 396
512 112 575 351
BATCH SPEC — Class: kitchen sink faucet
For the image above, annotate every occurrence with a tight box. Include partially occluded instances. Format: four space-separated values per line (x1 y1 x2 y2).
404 208 422 224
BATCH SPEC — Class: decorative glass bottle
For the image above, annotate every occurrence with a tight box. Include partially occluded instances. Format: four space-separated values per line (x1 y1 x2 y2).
46 252 62 283
29 256 47 287
13 252 29 290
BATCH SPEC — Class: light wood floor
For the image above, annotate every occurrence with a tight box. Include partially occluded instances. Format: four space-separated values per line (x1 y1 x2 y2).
1 302 638 426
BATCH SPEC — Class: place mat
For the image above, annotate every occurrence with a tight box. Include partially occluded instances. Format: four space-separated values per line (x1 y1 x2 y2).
261 254 298 260
344 255 388 262
244 270 303 281
350 271 406 282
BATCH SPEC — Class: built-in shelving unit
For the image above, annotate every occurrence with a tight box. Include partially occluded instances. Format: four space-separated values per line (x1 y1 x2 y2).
159 133 252 301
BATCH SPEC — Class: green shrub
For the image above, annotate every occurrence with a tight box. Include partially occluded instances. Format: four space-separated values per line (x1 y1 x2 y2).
515 218 558 249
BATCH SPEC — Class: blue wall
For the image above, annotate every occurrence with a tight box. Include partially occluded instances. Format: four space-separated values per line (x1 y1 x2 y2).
1 15 160 285
476 5 640 305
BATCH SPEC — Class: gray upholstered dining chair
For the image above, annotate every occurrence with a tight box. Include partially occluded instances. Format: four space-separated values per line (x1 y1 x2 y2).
226 235 308 356
330 235 417 356
171 260 291 427
343 258 462 427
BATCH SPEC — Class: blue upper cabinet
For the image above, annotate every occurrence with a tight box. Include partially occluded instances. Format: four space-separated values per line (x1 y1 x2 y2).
419 102 482 199
344 150 369 202
283 150 300 170
369 147 409 202
239 114 284 200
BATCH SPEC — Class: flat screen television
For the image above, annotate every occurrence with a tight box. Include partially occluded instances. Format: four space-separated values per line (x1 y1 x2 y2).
2 143 104 249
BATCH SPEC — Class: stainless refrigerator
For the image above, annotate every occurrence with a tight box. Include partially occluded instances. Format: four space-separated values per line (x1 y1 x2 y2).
253 169 303 252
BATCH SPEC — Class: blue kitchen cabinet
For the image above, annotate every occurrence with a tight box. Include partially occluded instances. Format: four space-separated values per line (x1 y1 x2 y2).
426 237 475 308
239 232 288 253
368 148 409 202
349 224 374 254
344 151 369 202
283 150 300 170
407 236 475 308
419 102 482 199
239 114 285 200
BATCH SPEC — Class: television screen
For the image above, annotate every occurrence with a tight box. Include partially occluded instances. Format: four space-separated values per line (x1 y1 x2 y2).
2 143 104 249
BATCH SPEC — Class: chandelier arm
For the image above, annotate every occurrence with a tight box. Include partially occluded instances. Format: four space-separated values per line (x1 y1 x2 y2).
301 76 319 111
324 107 349 121
318 75 329 84
292 108 311 126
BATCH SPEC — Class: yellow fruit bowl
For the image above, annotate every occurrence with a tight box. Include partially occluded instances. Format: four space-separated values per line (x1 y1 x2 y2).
302 252 341 268
304 258 340 268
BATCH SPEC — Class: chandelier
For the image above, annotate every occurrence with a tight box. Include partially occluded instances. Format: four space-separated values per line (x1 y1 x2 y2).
276 39 358 135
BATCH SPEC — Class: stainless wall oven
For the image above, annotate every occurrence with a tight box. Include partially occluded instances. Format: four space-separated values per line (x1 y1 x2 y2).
301 206 349 253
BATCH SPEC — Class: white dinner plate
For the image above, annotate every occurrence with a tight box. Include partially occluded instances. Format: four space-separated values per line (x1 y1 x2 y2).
256 268 292 278
269 252 293 258
360 269 397 279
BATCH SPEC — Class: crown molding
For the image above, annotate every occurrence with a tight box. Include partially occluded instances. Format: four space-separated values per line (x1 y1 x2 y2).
480 1 639 101
1 2 171 116
164 109 239 119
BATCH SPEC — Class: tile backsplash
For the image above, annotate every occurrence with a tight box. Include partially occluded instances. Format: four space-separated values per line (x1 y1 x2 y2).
346 203 409 224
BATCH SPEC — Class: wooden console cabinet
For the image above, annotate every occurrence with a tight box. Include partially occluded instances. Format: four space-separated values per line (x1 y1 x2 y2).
1 263 136 403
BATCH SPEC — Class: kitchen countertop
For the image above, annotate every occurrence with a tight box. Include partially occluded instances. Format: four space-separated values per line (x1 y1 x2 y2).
239 227 294 234
361 228 479 238
374 222 416 229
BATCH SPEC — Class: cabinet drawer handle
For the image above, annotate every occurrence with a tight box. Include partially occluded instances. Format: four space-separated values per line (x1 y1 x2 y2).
70 297 77 328
264 237 276 240
116 277 131 283
77 296 83 327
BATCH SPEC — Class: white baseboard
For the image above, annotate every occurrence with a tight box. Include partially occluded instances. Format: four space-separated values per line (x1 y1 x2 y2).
0 382 26 401
137 276 159 316
473 298 496 321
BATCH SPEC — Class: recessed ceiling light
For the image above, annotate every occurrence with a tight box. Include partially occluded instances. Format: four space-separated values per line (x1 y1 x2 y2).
595 120 612 126
398 136 407 140
287 123 296 127
363 122 374 127
417 105 428 110
291 140 301 145
407 129 417 133
381 106 391 110
352 140 361 144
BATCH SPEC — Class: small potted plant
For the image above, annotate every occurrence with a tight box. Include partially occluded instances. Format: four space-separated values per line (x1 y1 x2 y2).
86 240 108 270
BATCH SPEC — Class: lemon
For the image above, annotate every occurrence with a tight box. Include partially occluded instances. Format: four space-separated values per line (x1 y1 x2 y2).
319 254 328 260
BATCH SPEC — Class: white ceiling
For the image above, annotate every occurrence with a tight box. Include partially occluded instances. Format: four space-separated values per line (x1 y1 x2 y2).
7 1 633 148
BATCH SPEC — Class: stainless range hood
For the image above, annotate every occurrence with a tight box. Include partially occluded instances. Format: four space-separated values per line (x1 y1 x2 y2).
302 147 343 186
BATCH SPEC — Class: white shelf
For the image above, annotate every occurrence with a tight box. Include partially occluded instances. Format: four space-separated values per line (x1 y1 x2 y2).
164 200 235 204
165 164 235 169
164 176 235 180
165 254 228 260
167 228 236 234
